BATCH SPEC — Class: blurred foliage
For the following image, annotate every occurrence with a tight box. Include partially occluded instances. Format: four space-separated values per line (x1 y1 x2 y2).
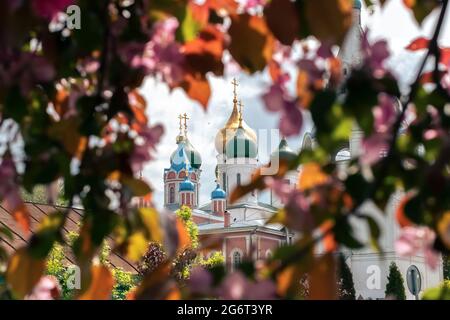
0 0 449 300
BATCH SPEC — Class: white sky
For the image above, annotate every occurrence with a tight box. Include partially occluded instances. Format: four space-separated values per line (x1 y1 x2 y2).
140 0 450 209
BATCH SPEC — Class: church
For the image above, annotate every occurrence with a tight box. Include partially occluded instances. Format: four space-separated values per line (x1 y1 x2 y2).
161 0 443 299
163 81 296 272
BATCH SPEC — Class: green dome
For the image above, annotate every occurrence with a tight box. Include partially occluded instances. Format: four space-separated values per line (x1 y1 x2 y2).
184 137 202 169
225 127 257 159
170 137 202 169
353 0 361 9
270 138 297 163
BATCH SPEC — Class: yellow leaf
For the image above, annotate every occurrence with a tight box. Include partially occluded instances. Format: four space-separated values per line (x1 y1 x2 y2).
126 232 149 262
47 117 86 159
121 176 152 197
78 265 115 300
438 211 450 249
139 207 163 243
6 247 46 299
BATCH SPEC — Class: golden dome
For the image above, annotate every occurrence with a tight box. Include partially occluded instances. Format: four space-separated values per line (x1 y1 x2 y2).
215 79 257 154
214 103 257 154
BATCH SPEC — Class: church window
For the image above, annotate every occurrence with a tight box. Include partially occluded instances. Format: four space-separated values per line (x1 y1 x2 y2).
237 173 241 186
222 172 227 192
233 251 242 268
169 187 175 203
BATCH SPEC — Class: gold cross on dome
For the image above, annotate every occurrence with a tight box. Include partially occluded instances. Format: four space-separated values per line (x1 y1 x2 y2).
178 114 183 133
231 78 239 99
238 100 244 126
182 113 190 134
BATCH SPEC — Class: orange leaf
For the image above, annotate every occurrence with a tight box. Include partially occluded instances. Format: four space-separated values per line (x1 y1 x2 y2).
189 2 210 28
319 220 337 253
181 72 211 110
134 262 180 300
395 195 414 228
264 0 300 45
308 253 337 300
405 37 429 51
78 265 115 300
128 90 148 124
183 25 225 76
6 247 46 299
437 211 450 249
11 203 30 236
229 14 275 73
207 0 239 14
175 217 191 252
296 70 313 108
298 163 329 191
268 59 282 82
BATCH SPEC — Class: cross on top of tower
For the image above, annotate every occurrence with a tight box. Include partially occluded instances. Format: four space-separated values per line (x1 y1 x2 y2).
231 78 239 103
238 100 244 127
178 114 183 134
182 113 189 135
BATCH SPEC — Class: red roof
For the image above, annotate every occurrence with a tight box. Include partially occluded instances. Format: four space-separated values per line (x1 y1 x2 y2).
0 202 138 273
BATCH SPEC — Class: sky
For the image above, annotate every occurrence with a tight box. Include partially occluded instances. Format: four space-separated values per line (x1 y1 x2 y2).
140 0 450 209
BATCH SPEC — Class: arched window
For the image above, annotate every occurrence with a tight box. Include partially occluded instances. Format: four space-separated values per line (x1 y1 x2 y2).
237 173 241 186
233 251 241 268
169 187 175 204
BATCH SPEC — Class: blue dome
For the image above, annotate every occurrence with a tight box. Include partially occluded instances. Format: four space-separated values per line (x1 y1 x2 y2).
353 0 361 9
170 141 192 172
211 184 226 199
179 176 195 192
171 137 202 169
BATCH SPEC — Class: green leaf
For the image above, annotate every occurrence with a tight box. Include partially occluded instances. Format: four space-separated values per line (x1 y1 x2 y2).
177 5 201 43
334 218 364 249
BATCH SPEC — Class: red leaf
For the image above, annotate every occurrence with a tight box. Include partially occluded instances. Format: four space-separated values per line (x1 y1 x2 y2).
405 37 429 51
264 0 300 45
183 25 225 76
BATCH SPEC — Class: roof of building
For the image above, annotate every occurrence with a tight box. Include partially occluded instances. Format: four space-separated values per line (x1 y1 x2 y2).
167 141 193 173
211 184 226 200
0 202 138 273
179 176 195 191
198 201 278 213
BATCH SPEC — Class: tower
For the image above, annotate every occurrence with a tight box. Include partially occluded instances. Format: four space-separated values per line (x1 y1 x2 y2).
164 114 201 209
179 167 195 208
339 0 364 160
211 183 227 216
215 83 259 206
269 137 299 208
